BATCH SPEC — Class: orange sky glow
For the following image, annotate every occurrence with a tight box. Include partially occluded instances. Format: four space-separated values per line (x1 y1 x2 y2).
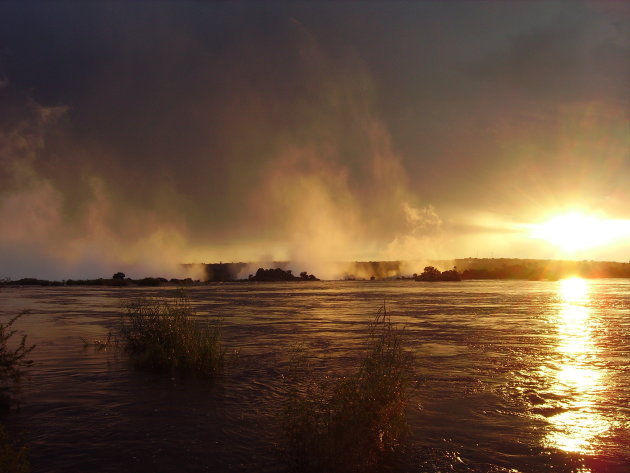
0 1 628 279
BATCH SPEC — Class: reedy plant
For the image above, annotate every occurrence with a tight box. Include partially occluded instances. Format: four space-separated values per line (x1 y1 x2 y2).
283 305 412 473
0 313 35 410
118 291 226 377
0 424 30 473
0 312 34 472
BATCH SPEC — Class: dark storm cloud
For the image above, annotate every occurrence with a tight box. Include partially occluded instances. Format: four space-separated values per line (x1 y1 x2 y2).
1 3 396 226
0 1 628 278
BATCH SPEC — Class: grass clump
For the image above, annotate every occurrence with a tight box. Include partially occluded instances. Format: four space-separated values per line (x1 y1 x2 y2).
0 312 34 472
80 331 113 351
1 313 35 410
118 291 225 377
0 425 30 473
283 305 413 473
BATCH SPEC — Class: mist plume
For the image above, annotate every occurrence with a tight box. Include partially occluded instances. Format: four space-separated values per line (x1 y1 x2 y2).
1 2 628 279
0 19 437 280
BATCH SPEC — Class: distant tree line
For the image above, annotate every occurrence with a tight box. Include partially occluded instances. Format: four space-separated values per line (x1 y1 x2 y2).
248 268 319 282
415 266 461 282
0 275 199 287
453 258 630 280
3 257 629 286
0 268 320 286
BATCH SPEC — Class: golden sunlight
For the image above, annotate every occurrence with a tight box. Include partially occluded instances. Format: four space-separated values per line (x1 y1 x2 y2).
559 277 588 304
544 277 610 455
530 212 630 252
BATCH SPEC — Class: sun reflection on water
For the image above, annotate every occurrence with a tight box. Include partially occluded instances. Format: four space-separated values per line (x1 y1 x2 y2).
543 278 609 456
559 277 588 304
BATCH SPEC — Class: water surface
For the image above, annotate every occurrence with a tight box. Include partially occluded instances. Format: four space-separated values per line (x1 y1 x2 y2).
1 279 628 472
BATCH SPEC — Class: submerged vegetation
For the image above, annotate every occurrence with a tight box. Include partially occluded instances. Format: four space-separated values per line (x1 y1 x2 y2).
0 425 30 473
0 313 34 473
282 306 412 472
80 331 113 351
0 313 35 411
118 292 226 377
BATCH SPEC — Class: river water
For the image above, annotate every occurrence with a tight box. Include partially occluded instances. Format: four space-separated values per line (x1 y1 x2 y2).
1 279 628 472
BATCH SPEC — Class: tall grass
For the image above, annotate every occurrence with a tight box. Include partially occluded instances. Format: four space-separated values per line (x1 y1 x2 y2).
118 291 225 377
0 312 34 472
0 425 30 473
283 305 413 473
0 313 35 410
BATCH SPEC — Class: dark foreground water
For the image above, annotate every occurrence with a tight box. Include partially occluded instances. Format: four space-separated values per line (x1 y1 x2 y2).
1 279 628 473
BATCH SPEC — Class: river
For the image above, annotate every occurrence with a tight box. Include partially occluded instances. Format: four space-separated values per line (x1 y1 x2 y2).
1 279 628 472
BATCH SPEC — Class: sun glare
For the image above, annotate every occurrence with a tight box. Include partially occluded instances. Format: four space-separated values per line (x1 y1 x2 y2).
530 212 630 253
559 277 588 304
545 275 610 456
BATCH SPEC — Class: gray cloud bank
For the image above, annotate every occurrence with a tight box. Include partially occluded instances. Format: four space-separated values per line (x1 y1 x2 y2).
0 1 628 279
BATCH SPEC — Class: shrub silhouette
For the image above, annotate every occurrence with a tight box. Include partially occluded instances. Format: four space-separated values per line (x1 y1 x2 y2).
0 313 35 410
283 305 412 472
118 293 225 376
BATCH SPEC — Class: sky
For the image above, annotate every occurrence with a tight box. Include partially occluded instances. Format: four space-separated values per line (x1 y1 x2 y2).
0 1 628 279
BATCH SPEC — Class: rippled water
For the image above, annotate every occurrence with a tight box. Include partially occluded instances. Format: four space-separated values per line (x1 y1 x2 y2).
1 279 628 472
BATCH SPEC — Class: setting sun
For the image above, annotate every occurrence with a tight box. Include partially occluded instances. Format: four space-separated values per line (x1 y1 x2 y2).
530 212 630 253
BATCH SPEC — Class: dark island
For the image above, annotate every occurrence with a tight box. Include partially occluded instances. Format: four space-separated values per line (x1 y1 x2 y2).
415 266 462 282
248 268 319 282
200 262 320 282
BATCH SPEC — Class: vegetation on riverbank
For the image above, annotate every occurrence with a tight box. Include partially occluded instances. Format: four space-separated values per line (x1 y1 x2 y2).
0 313 34 472
0 276 201 287
118 292 226 376
455 257 630 280
4 257 630 286
0 313 35 411
282 305 412 472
